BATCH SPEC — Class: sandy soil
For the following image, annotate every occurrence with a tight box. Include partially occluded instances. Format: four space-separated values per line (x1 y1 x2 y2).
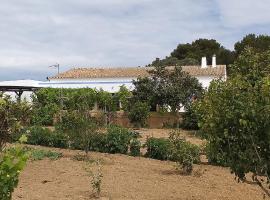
137 128 205 146
13 145 267 200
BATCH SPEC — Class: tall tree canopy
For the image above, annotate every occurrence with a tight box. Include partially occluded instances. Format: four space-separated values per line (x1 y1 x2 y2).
132 66 203 112
196 48 270 195
149 39 235 67
234 34 270 56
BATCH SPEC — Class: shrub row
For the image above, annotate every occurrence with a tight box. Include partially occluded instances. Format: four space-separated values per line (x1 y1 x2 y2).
144 131 200 164
14 125 141 156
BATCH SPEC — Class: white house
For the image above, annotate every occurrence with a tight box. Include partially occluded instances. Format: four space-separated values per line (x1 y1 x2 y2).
45 58 226 92
0 56 226 100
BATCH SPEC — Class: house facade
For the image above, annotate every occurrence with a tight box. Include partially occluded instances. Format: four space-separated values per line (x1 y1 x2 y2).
46 65 226 92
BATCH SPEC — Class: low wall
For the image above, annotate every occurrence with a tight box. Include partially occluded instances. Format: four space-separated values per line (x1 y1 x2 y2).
111 111 182 128
55 111 182 129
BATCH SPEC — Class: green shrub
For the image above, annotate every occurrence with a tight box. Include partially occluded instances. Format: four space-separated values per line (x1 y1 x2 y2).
181 103 199 130
144 131 200 174
29 149 63 161
57 111 99 155
105 126 132 154
204 142 229 166
144 137 172 160
0 143 28 199
195 48 270 185
128 102 150 128
169 131 200 174
88 132 107 153
13 126 68 148
129 139 141 156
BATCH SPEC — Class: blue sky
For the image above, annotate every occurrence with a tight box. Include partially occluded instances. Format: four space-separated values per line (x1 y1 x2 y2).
0 0 270 80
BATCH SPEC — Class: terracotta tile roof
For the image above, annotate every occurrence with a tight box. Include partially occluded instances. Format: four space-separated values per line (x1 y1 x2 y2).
49 65 226 80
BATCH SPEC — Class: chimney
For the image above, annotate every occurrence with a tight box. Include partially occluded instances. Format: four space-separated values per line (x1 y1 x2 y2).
201 57 207 68
212 54 216 68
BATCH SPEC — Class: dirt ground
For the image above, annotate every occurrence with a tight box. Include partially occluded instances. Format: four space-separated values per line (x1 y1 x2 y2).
12 129 268 200
136 128 205 146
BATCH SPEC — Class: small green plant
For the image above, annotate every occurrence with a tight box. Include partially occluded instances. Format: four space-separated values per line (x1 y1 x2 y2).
57 111 99 155
169 130 200 175
128 101 150 128
90 161 103 197
144 137 172 160
129 138 141 156
0 135 29 200
105 125 132 154
29 149 62 161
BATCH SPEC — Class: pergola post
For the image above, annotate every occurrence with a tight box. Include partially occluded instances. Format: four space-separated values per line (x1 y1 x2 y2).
15 90 24 102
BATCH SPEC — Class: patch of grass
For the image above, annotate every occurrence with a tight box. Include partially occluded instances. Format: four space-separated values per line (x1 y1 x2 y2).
28 148 63 161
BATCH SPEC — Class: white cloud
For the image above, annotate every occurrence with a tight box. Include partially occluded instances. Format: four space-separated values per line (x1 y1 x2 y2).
0 0 269 80
217 0 270 28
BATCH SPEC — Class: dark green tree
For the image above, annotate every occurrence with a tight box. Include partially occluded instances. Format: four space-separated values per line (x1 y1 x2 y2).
196 48 270 196
150 39 235 68
234 34 270 56
132 66 203 112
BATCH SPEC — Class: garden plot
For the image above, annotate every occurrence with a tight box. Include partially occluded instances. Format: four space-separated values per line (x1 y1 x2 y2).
13 146 265 200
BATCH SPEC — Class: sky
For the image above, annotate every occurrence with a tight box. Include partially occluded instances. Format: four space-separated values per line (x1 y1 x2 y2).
0 0 270 81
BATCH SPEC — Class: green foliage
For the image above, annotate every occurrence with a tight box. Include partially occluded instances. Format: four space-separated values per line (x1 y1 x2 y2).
0 96 27 150
149 57 199 67
57 111 98 155
114 85 132 111
0 139 29 200
181 103 199 130
169 131 200 174
132 66 203 113
88 132 107 153
128 102 150 128
230 47 270 82
29 148 62 161
234 34 270 56
19 126 68 148
31 103 59 126
129 138 141 156
105 126 132 154
31 88 127 126
196 49 270 184
144 131 200 174
150 39 235 67
144 137 172 160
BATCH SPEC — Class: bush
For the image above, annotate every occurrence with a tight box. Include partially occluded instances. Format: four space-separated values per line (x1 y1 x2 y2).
196 49 270 187
144 131 200 174
57 111 98 155
29 148 63 161
128 102 150 128
181 103 199 130
88 132 107 153
144 137 172 160
129 139 141 156
169 131 200 174
105 126 132 154
0 142 28 199
13 126 68 148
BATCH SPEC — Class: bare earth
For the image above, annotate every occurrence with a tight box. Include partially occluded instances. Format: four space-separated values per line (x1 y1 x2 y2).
13 129 267 200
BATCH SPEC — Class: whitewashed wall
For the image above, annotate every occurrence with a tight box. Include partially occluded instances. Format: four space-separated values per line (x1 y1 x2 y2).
42 77 136 93
1 75 220 101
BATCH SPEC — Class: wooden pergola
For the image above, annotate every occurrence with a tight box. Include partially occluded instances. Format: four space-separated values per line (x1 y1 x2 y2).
0 85 41 101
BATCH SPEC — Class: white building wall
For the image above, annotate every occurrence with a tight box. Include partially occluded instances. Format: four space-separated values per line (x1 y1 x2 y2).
0 75 221 102
42 77 136 93
196 75 216 88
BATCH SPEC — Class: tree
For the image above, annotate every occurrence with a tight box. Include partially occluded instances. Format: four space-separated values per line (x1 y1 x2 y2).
196 48 270 196
132 66 203 112
58 111 99 155
234 34 270 56
128 102 150 128
149 39 235 67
